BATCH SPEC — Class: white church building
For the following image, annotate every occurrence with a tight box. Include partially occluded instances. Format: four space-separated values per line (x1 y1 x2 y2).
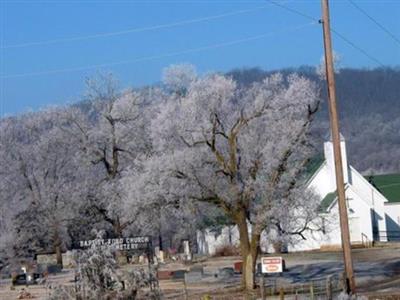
197 134 400 255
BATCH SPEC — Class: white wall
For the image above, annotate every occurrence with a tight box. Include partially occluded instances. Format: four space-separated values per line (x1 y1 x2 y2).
308 163 335 199
197 226 239 256
384 203 400 235
287 208 342 252
324 138 349 187
345 186 374 242
349 166 388 235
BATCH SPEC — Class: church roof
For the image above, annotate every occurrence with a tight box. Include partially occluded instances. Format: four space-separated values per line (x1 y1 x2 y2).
319 190 337 212
304 154 325 181
365 174 400 203
318 184 351 213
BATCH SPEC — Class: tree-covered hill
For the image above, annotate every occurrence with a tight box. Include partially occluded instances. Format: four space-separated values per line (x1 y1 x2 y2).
228 66 400 174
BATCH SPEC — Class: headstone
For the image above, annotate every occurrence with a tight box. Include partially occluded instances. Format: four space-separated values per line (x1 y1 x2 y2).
62 250 76 268
257 262 262 274
184 270 203 284
138 255 145 264
13 274 27 286
36 253 58 266
47 264 62 274
157 270 173 280
190 265 204 274
159 250 165 263
217 267 235 278
172 270 187 279
234 261 242 273
116 253 128 265
183 240 191 260
154 246 160 258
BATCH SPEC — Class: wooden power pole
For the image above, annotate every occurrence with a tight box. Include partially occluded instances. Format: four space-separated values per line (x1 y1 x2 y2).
320 0 356 294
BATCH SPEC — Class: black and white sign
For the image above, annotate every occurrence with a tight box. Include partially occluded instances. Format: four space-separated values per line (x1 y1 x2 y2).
78 236 151 252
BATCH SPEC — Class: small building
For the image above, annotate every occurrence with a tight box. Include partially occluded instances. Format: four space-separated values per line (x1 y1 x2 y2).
197 134 400 255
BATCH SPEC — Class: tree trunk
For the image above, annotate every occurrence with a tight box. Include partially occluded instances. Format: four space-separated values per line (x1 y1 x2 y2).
55 244 63 266
236 211 260 291
53 229 63 266
114 218 123 238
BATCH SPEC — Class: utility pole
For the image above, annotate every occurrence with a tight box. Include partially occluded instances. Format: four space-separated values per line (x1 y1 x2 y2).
320 0 356 294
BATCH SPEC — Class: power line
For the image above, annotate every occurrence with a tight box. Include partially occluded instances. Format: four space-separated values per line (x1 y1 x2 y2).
267 0 318 22
267 0 386 67
348 0 400 47
2 5 271 49
330 28 385 67
0 22 317 79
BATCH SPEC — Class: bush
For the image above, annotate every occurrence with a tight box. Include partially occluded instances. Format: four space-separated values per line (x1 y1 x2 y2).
213 245 240 257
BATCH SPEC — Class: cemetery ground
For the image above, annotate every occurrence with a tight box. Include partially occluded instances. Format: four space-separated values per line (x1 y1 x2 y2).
1 245 400 299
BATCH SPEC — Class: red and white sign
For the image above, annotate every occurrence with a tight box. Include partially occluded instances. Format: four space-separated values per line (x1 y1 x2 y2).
261 256 283 273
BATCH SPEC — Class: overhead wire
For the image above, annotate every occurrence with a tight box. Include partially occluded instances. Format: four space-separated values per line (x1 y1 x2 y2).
347 0 400 47
0 21 317 79
2 5 272 49
267 0 387 67
330 28 385 67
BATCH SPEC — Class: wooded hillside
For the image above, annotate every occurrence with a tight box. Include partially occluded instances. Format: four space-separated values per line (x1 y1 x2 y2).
228 67 400 174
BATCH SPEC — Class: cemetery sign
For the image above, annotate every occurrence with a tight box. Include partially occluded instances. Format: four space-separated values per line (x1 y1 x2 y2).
77 236 151 252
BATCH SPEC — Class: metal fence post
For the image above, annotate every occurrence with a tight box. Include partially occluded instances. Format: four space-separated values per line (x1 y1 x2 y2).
310 281 314 300
279 287 284 300
326 275 333 300
183 280 188 300
260 275 266 300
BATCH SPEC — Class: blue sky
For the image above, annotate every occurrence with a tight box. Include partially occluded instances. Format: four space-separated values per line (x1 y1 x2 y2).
1 0 399 116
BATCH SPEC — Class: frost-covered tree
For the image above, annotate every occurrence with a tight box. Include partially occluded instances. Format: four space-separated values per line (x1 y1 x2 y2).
49 231 161 300
66 73 153 238
146 65 320 289
0 110 84 265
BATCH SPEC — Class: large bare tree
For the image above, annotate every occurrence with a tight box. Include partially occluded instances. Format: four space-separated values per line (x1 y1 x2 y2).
145 65 320 290
66 74 152 238
0 110 83 265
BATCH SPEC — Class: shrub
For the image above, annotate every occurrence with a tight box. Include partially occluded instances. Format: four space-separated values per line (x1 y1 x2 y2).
213 245 240 257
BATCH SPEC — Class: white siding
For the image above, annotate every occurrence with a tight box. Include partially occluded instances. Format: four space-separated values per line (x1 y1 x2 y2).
384 203 400 233
197 226 239 256
349 166 388 234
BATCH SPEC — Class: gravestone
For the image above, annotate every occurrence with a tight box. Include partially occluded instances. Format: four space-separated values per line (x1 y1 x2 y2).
157 270 173 280
154 246 160 258
257 262 262 274
190 265 204 274
234 261 242 273
159 250 165 263
184 270 203 284
36 253 58 266
172 270 186 279
47 264 62 274
183 240 191 261
138 255 145 264
116 252 128 265
62 250 76 268
13 274 27 286
217 267 235 278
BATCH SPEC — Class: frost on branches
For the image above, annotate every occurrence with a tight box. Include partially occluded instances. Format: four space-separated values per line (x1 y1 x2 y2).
144 65 321 290
50 231 161 300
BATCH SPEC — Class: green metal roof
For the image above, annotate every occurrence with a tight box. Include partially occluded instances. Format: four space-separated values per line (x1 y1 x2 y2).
365 174 400 203
319 190 337 212
304 154 325 182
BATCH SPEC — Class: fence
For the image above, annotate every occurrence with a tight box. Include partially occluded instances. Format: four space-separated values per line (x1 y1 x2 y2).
376 230 400 242
259 274 343 300
162 274 344 300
